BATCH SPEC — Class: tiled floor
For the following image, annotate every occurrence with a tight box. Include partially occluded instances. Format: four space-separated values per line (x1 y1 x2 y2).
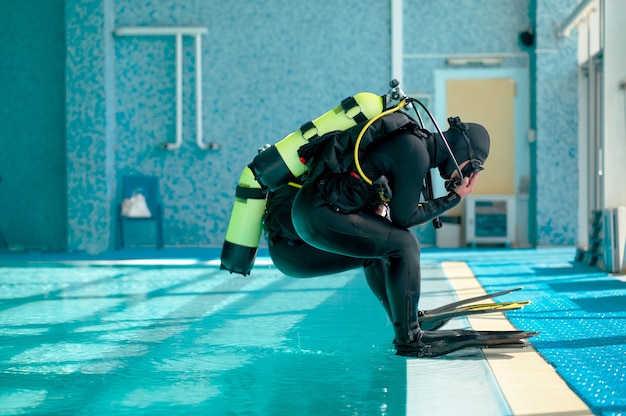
443 261 593 416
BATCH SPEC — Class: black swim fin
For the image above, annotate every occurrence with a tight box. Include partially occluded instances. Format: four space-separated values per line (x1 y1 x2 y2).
396 329 539 358
419 301 530 331
419 287 529 331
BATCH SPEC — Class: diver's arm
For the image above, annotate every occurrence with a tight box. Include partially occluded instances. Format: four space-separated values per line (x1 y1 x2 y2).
393 191 461 228
390 173 480 228
370 133 479 228
452 172 480 198
384 166 460 228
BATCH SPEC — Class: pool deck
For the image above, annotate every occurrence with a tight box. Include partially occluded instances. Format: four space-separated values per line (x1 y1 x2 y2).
443 261 593 416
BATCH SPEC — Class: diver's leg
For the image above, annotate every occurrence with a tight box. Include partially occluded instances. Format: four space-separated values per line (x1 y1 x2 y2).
292 183 422 344
292 184 539 357
268 238 364 278
270 237 393 319
363 259 392 320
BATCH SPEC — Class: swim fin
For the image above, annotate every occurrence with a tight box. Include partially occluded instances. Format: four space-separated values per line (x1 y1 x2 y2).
395 329 539 358
419 287 529 331
426 287 523 314
419 301 530 331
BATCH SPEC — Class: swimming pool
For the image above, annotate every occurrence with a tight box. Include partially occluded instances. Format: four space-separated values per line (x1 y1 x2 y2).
0 247 611 415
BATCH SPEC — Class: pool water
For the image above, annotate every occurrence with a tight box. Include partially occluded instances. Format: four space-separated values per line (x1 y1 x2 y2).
0 260 511 415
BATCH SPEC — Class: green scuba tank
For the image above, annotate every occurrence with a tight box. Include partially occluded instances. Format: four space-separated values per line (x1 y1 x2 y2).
220 166 266 275
248 93 385 191
220 92 385 275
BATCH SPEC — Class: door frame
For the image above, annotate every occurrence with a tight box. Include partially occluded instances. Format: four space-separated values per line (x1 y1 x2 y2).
434 67 531 245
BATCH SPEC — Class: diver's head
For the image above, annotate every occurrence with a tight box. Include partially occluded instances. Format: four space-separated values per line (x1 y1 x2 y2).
434 118 490 179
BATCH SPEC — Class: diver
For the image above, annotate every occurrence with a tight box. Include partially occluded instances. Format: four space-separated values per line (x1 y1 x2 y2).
221 81 537 357
264 118 537 357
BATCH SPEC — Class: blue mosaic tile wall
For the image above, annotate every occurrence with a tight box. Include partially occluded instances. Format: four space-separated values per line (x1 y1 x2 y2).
533 0 579 245
66 0 391 252
0 1 67 251
402 0 578 246
2 0 580 253
402 0 532 94
66 0 116 253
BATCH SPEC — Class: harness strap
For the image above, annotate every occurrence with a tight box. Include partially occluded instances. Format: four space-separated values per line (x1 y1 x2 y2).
235 186 266 200
341 96 368 124
300 120 318 141
447 116 474 160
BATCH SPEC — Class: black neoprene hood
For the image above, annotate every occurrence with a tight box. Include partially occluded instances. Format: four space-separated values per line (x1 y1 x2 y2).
433 122 491 179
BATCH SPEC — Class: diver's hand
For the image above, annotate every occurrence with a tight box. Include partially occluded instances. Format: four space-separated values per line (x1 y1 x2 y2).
453 171 480 198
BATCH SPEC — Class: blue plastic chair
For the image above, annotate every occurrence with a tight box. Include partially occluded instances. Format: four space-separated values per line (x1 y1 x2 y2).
117 175 164 249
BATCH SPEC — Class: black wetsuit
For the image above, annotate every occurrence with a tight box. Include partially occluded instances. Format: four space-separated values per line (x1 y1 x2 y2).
261 119 535 357
268 130 461 345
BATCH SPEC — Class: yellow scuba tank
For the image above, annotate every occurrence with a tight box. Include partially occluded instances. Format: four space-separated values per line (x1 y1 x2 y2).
220 92 385 275
248 93 385 191
220 166 266 275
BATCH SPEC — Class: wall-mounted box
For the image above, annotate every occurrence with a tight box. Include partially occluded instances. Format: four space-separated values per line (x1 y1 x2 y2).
465 195 516 246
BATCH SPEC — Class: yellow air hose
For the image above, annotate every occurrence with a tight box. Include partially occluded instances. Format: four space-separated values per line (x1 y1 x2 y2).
353 100 408 185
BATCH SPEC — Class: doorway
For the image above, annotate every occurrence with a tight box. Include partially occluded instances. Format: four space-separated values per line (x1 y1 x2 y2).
434 68 530 246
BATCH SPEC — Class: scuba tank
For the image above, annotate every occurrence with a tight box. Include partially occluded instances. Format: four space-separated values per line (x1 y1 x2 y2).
220 92 385 275
220 166 266 275
249 93 385 191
